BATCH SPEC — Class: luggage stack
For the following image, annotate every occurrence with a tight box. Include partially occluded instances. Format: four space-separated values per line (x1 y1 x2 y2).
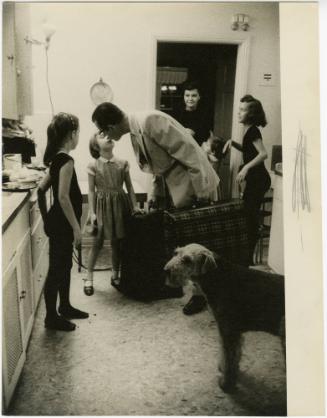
164 200 249 266
119 200 249 301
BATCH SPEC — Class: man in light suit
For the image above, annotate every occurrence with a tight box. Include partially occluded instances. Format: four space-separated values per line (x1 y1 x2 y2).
92 102 220 314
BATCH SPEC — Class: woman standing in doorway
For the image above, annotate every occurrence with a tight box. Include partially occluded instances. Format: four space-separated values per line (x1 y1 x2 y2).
174 81 212 147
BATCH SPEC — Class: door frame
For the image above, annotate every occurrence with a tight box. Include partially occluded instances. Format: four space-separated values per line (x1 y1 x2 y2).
151 35 251 197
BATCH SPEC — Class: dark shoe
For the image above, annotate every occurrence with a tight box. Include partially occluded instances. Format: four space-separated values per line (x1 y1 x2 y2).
155 285 184 300
83 285 94 296
58 306 89 319
45 316 76 331
183 295 207 315
111 278 122 291
83 278 94 296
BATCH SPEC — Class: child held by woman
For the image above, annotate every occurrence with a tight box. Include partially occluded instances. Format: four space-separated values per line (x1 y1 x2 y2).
37 113 88 331
224 95 271 266
83 132 140 296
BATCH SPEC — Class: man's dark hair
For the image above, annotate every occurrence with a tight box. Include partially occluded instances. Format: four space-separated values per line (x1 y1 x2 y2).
92 102 124 131
240 95 267 127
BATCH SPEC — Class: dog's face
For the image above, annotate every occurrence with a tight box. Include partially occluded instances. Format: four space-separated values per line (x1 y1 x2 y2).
164 243 217 288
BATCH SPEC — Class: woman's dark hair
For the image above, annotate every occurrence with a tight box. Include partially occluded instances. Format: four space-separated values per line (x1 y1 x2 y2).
240 95 267 127
89 133 100 159
183 80 201 95
43 113 79 166
92 102 124 132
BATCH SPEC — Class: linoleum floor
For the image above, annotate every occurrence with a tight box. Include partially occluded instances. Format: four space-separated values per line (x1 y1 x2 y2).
8 248 286 416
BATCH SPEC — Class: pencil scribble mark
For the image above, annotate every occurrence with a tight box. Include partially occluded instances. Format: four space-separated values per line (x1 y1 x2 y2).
292 128 311 215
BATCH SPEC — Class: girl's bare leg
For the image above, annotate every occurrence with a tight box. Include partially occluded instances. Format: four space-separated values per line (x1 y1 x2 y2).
111 239 122 283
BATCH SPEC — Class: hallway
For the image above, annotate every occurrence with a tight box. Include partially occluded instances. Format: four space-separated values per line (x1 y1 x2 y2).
8 260 286 416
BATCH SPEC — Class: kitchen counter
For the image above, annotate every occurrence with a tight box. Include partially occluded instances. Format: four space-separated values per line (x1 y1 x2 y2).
2 190 31 233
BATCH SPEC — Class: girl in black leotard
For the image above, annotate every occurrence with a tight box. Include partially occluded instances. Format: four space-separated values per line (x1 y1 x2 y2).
37 113 88 331
224 95 271 265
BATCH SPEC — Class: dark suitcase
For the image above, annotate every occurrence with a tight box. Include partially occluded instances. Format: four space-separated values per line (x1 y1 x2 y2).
163 199 249 266
119 211 168 300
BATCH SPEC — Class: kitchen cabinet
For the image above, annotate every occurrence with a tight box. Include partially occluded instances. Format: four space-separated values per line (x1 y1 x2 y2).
2 205 33 411
2 189 50 411
2 2 33 120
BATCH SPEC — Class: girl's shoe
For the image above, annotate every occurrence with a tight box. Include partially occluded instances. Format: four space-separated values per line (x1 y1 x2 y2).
83 278 94 296
110 271 121 289
58 305 89 319
44 315 76 331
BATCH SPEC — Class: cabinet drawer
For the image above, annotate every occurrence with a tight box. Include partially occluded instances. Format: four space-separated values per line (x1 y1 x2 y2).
2 204 29 273
33 242 49 306
31 218 47 269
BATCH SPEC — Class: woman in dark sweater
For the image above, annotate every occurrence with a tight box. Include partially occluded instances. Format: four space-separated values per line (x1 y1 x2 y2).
37 113 88 331
224 95 271 265
174 81 211 147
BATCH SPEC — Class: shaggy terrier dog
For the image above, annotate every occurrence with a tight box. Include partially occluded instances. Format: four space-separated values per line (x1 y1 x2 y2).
164 243 285 392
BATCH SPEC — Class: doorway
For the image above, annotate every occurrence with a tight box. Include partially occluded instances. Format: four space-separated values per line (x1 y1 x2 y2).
156 41 238 200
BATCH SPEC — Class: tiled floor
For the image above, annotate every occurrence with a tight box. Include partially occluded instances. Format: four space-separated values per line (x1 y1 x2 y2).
7 243 286 416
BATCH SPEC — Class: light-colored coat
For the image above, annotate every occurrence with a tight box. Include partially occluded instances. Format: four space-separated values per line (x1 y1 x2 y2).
128 111 220 208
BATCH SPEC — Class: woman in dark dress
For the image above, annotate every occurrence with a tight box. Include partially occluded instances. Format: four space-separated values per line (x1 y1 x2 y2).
224 95 271 265
174 81 211 147
37 113 88 331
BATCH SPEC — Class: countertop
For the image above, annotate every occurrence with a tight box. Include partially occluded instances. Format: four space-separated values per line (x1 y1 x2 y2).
2 190 31 233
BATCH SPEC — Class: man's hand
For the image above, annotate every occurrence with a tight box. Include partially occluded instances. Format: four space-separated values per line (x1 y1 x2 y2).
148 198 159 210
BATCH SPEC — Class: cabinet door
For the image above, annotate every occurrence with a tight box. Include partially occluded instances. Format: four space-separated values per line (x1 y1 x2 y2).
17 230 34 349
2 2 18 119
2 259 26 410
33 240 49 308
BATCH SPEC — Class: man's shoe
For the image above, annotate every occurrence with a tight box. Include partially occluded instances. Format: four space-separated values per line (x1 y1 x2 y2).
183 295 207 315
156 285 184 300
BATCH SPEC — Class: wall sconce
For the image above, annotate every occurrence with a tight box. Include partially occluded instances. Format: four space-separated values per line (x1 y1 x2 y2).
231 14 249 31
24 21 57 116
24 21 56 50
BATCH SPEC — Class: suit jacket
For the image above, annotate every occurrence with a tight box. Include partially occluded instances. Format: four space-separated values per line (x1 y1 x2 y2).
128 111 220 208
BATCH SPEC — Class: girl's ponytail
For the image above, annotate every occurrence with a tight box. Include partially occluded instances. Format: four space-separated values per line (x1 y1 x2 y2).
43 113 79 166
44 122 59 166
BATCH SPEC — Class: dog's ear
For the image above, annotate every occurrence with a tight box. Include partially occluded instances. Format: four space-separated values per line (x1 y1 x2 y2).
200 252 217 275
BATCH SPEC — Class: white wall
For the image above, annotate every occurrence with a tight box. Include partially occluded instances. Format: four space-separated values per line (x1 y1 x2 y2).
25 2 281 191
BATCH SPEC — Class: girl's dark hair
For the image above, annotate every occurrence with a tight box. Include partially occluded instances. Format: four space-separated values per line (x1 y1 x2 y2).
92 102 124 132
44 113 79 166
89 133 100 159
240 95 267 127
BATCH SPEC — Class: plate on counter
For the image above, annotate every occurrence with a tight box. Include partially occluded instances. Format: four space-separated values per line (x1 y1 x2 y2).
2 182 37 192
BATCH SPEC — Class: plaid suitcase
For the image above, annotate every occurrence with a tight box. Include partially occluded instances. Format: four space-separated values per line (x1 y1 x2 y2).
163 199 249 266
